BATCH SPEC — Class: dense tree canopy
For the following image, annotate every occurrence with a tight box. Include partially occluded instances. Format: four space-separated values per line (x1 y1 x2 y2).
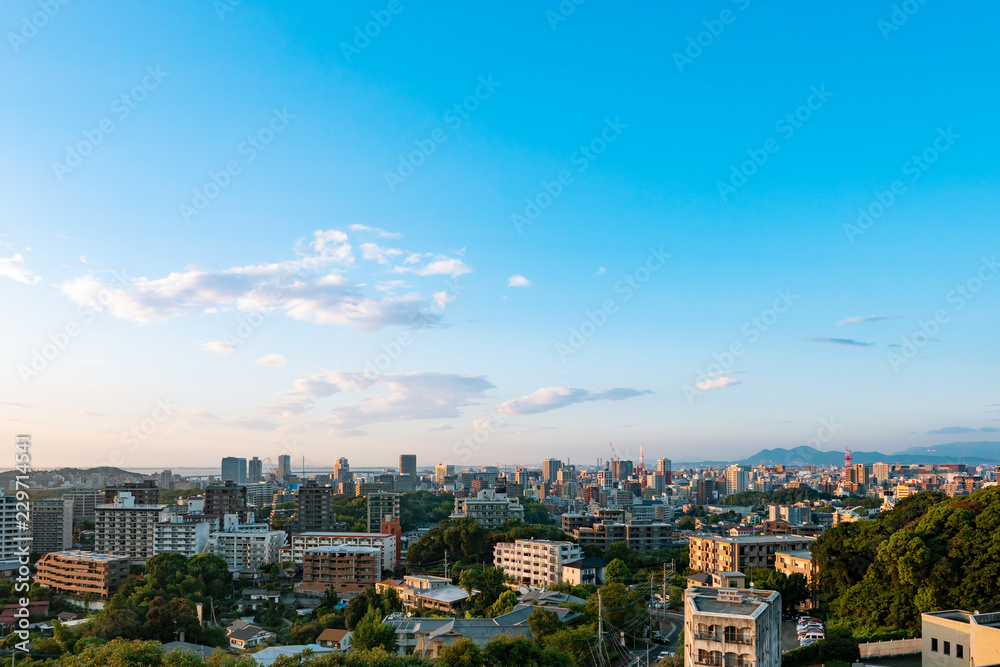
406 518 571 566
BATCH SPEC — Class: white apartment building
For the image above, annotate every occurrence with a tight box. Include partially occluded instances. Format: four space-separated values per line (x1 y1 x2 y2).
493 539 584 588
94 493 166 563
0 495 22 565
246 481 282 507
450 489 524 528
153 514 215 557
289 532 398 571
685 586 782 667
726 465 750 496
209 527 286 571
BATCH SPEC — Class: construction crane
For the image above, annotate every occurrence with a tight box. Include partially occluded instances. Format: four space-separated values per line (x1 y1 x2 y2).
608 442 621 462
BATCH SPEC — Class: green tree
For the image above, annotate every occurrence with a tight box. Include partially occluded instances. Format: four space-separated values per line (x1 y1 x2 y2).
350 605 399 653
489 590 518 618
437 637 483 667
605 558 632 585
460 566 509 617
528 608 564 639
676 516 696 531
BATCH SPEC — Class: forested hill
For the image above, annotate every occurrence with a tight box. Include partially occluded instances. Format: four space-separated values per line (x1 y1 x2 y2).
812 487 1000 633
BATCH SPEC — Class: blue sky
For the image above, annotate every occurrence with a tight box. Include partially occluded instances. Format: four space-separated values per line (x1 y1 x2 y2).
2 1 998 469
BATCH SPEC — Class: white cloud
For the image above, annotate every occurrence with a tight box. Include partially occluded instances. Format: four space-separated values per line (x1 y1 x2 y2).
349 224 402 239
507 274 531 288
694 376 742 391
836 314 900 326
197 340 236 357
259 370 494 435
0 253 41 284
595 267 606 276
179 410 279 431
58 229 471 330
496 386 651 416
254 354 288 367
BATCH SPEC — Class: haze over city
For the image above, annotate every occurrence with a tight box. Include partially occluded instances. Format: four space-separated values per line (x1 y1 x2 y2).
3 2 999 469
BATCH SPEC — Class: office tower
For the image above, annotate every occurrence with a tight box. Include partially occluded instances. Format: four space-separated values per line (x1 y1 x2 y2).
542 458 562 484
31 497 74 554
435 463 455 484
515 467 528 485
610 459 633 481
852 463 871 487
872 462 890 484
297 481 336 531
103 480 159 505
158 470 173 490
366 492 401 533
656 458 672 484
556 465 577 484
221 457 248 485
399 454 417 480
205 482 248 529
395 474 414 493
249 457 263 484
277 454 291 482
725 465 750 496
334 458 351 486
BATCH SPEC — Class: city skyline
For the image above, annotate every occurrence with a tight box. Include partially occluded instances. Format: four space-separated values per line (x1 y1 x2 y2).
3 3 999 468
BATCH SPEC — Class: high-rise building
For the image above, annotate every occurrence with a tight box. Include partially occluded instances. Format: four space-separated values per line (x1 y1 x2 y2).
94 493 165 563
684 586 782 667
435 464 455 484
611 459 633 481
31 497 74 554
872 462 890 484
395 474 415 493
221 457 248 485
450 490 524 528
542 458 562 484
62 490 99 522
297 481 336 531
205 482 248 529
335 458 351 486
725 465 750 496
103 480 159 505
301 546 383 597
158 470 173 490
399 454 417 480
249 457 264 484
366 493 400 533
656 458 672 484
277 454 291 482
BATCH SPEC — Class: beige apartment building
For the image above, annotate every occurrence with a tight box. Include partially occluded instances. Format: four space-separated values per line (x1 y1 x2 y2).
688 534 814 574
451 489 524 528
300 546 382 597
94 493 165 563
35 551 131 599
289 531 397 571
685 586 782 667
774 549 814 583
493 539 584 588
922 610 1000 667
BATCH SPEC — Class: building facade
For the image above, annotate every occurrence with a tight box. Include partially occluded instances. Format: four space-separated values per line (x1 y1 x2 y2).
450 489 524 528
399 455 417 480
300 546 382 597
493 539 584 588
221 457 248 485
685 586 782 667
289 532 397 571
297 481 336 531
688 534 815 574
31 497 73 554
366 493 400 533
209 527 286 571
94 493 165 562
153 514 215 557
35 551 131 599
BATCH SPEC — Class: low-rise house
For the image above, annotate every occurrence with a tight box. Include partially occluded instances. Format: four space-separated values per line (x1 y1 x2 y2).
226 621 274 650
384 614 532 658
561 557 607 586
317 628 353 650
394 575 469 613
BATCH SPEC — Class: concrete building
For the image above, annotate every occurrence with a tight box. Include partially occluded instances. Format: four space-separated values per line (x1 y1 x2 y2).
289 532 397 571
688 534 815 574
399 455 417 481
367 493 400 533
573 519 674 553
725 465 750 496
685 586 782 667
493 539 585 588
334 458 351 486
561 557 608 586
94 493 165 563
221 457 248 485
277 454 291 482
300 546 382 597
249 457 263 484
450 489 524 528
657 458 673 484
922 610 1000 667
104 480 159 505
297 481 336 531
31 497 73 554
205 482 247 528
35 551 130 599
209 525 286 571
542 459 562 484
775 549 814 583
435 464 455 484
62 490 99 522
246 480 282 508
159 470 173 490
154 514 215 557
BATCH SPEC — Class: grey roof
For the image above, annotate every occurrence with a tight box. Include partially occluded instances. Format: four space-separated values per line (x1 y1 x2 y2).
496 604 581 627
519 590 585 605
228 625 271 641
562 557 608 569
161 641 224 658
428 619 532 640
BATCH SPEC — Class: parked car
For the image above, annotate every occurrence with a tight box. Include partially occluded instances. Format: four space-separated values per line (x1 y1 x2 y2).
800 631 825 643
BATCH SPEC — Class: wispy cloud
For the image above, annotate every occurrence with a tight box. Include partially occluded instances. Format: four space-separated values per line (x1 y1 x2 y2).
58 229 470 330
427 424 454 432
926 426 999 435
804 337 874 347
348 224 402 239
0 402 31 409
179 410 279 431
254 354 288 367
0 253 41 284
496 386 651 416
595 267 606 276
197 341 236 357
507 274 531 288
694 376 742 391
836 314 900 326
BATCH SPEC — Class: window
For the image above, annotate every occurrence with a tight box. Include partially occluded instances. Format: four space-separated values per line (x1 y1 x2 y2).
931 639 938 652
944 641 950 656
957 645 964 659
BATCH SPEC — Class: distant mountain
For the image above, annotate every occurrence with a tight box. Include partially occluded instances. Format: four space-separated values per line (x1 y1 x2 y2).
718 442 1000 466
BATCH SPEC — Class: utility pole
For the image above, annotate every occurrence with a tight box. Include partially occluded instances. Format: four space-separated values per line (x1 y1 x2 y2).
598 591 603 656
444 551 449 580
